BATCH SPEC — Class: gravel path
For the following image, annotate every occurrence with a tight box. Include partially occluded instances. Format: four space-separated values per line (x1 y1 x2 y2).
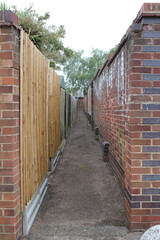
28 111 143 240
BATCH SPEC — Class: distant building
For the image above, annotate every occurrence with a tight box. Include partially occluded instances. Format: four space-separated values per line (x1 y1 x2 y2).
74 88 84 99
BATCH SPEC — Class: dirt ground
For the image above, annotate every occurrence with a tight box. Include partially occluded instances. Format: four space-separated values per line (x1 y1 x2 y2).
28 111 143 240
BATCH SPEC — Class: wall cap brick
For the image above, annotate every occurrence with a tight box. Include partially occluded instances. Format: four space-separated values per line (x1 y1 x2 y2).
0 10 19 29
93 3 160 81
136 3 160 21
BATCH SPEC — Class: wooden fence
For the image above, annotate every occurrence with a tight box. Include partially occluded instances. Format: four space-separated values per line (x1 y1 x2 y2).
60 89 77 141
48 69 61 158
0 10 78 238
20 31 61 209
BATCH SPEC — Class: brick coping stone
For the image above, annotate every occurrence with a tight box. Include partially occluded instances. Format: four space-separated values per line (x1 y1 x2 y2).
141 225 160 240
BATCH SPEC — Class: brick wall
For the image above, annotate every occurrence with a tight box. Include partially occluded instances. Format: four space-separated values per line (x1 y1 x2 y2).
88 3 160 230
93 41 128 184
0 11 21 240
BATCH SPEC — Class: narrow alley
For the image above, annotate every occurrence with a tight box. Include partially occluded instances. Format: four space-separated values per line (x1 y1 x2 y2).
28 111 142 240
1 5 160 239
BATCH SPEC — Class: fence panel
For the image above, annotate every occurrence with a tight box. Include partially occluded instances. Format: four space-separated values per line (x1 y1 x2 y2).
71 96 77 127
60 89 66 141
20 30 76 210
20 31 49 209
60 89 77 141
48 69 61 158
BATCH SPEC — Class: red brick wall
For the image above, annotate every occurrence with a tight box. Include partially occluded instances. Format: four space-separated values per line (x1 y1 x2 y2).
91 3 160 230
93 44 128 184
0 11 21 240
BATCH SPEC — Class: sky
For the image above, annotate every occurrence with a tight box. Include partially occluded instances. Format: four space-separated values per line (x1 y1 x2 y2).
4 0 160 56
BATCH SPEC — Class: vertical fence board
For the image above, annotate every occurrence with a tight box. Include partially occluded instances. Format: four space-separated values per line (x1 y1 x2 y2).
60 89 66 141
20 31 49 209
20 30 76 209
48 69 61 158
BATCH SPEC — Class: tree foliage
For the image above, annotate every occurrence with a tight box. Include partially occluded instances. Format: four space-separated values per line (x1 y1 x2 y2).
63 48 108 95
12 5 73 69
0 2 10 10
1 3 117 89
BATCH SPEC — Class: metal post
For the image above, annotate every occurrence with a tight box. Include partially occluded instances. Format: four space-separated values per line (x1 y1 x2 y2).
102 141 109 162
95 127 99 140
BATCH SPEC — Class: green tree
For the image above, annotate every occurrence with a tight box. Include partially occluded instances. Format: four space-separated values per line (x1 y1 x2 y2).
12 5 73 69
0 2 10 10
63 50 85 93
64 48 108 95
